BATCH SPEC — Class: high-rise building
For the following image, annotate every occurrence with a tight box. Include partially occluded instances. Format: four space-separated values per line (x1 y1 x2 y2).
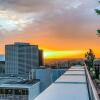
5 42 40 76
38 50 44 66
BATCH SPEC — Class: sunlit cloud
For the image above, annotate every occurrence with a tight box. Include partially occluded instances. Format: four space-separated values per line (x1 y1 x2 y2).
65 0 82 9
53 0 82 10
69 0 82 9
0 10 36 33
0 0 99 59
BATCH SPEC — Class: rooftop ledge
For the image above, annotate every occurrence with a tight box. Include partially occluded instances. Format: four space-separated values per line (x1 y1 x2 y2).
34 65 99 100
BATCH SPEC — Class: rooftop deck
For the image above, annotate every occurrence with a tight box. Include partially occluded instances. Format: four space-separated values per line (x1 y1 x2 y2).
34 65 99 100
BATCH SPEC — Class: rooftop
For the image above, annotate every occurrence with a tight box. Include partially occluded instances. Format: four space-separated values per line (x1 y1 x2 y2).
0 78 39 88
35 65 99 100
14 42 30 46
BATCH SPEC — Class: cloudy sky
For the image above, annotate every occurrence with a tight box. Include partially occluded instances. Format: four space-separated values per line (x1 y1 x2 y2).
0 0 100 58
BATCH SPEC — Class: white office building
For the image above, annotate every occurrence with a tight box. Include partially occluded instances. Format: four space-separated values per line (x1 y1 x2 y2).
5 42 40 76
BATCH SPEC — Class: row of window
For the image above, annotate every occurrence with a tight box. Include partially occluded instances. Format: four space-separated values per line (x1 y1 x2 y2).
0 89 28 95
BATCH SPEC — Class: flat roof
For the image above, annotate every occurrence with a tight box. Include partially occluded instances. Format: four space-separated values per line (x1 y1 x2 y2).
35 65 89 100
35 83 89 100
71 65 84 69
68 68 85 71
64 70 85 75
0 78 40 88
56 75 86 83
0 83 38 89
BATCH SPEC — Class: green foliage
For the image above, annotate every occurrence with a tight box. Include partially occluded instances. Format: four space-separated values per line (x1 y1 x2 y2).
95 1 100 36
95 9 100 15
97 29 100 33
85 49 95 70
96 30 100 36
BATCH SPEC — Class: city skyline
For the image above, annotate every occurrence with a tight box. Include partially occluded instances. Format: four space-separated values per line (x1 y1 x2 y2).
0 0 100 59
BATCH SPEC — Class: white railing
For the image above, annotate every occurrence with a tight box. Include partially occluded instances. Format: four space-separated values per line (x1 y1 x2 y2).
84 66 99 100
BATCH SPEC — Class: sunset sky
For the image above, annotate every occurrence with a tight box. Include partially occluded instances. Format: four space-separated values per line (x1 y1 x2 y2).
0 0 100 59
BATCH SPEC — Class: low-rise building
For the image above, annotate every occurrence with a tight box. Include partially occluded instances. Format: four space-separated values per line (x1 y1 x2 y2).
31 68 66 92
0 78 40 100
0 61 5 74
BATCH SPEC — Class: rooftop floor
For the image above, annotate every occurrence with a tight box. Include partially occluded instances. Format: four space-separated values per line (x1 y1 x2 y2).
35 65 89 100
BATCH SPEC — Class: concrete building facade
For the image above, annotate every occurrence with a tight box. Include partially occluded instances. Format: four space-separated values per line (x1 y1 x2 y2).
0 78 40 100
31 68 66 92
5 42 40 76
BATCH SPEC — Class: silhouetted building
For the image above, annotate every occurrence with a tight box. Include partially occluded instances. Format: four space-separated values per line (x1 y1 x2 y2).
0 61 5 74
38 50 44 66
5 42 40 76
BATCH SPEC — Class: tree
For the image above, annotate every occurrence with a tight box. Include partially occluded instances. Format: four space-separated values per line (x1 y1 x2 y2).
95 1 100 36
85 49 95 70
